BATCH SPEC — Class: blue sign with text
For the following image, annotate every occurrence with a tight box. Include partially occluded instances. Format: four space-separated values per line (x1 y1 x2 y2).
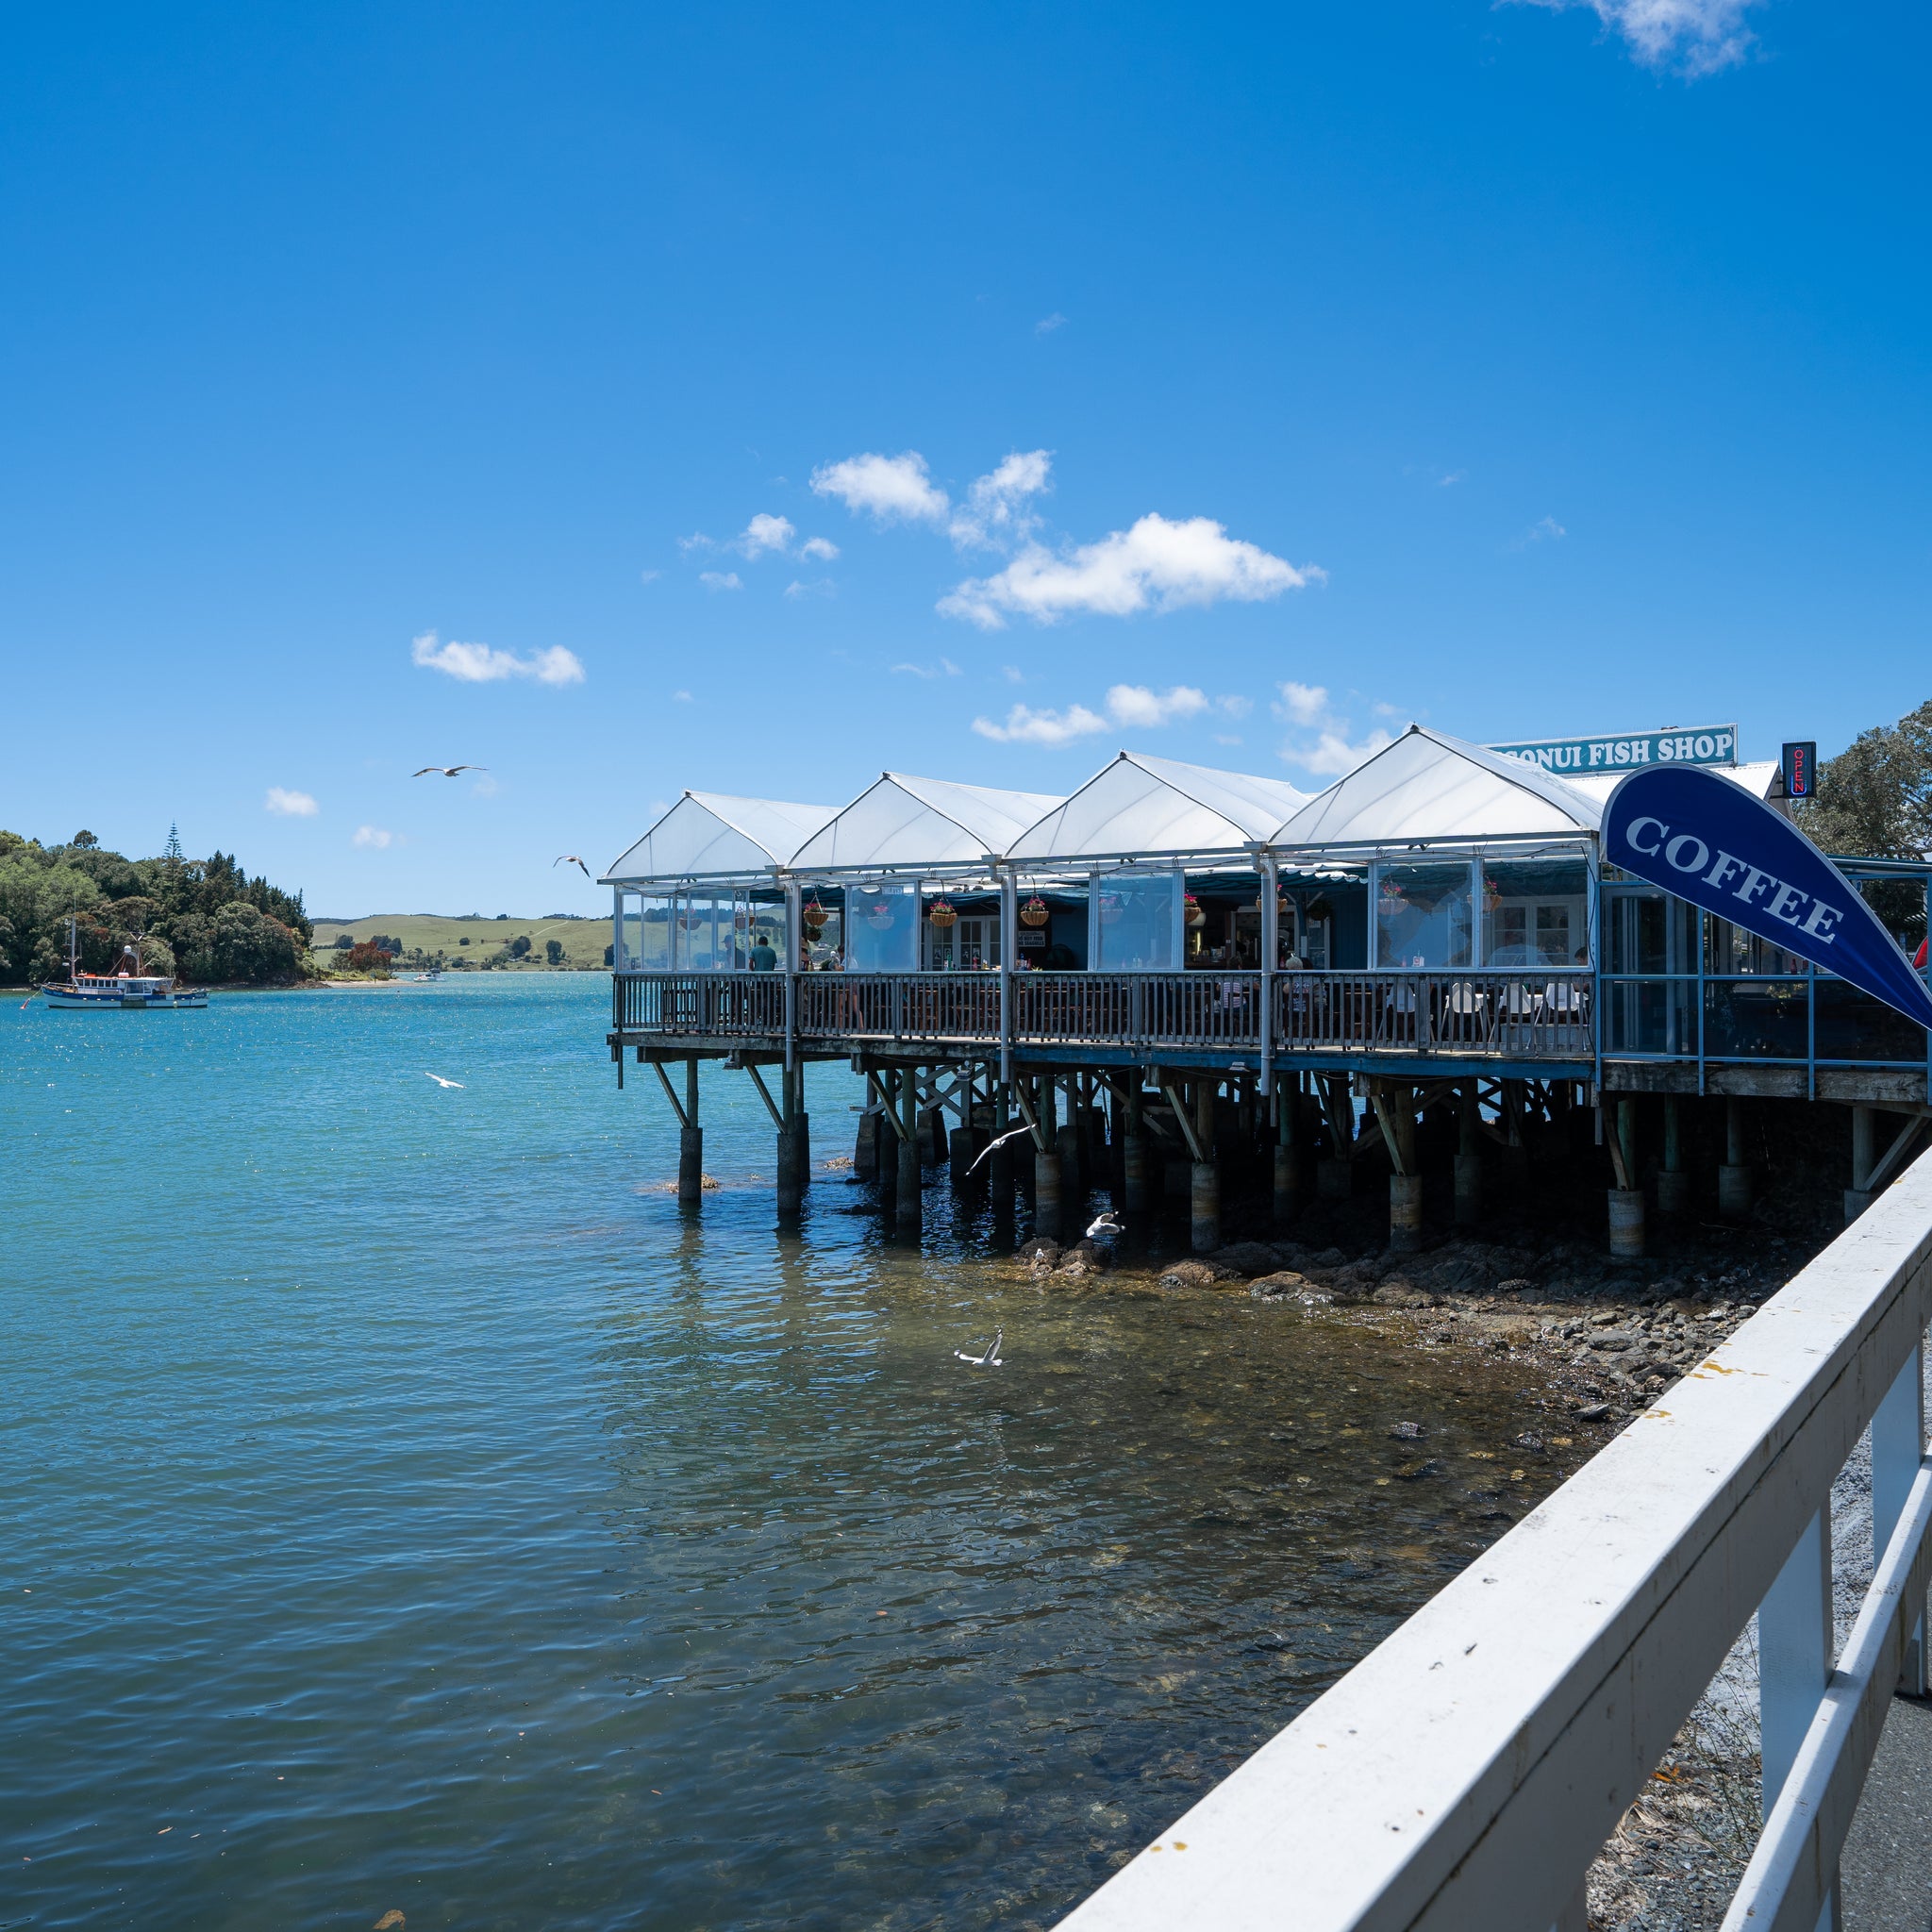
1604 765 1932 1033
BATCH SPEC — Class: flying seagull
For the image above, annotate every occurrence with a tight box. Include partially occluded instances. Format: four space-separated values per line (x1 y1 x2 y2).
954 1329 1004 1368
965 1123 1035 1174
555 855 591 879
424 1073 465 1090
1085 1212 1124 1241
411 765 489 778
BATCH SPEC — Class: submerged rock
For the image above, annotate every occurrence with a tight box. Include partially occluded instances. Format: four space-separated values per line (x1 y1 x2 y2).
1158 1257 1244 1290
1249 1271 1323 1303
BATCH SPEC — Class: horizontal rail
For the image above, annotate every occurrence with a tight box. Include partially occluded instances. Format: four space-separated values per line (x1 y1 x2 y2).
610 971 1592 1061
1056 1149 1932 1932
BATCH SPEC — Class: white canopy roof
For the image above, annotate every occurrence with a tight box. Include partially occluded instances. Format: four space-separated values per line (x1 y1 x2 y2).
789 773 1064 874
602 791 840 884
1565 760 1781 807
1272 726 1603 849
1008 752 1310 862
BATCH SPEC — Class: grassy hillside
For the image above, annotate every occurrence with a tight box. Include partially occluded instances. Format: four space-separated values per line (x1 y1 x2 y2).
309 912 609 970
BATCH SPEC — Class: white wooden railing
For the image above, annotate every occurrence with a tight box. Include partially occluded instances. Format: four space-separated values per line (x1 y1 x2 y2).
1058 1150 1932 1932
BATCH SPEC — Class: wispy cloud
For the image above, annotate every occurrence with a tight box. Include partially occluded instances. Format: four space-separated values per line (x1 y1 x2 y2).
1273 681 1400 778
783 577 836 600
941 514 1319 630
352 824 394 850
640 568 662 583
891 658 962 679
672 689 693 703
810 450 950 525
1105 684 1209 728
1507 515 1568 551
971 702 1109 746
1035 312 1067 336
949 450 1052 550
1504 0 1762 76
264 787 318 817
798 536 840 561
411 632 585 685
970 681 1241 744
1439 470 1467 488
698 571 743 592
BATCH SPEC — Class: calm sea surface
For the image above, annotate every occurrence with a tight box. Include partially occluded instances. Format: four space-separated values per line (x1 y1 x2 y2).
4 974 1569 1930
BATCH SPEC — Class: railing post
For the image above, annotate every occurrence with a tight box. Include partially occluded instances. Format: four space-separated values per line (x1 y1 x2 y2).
1874 1337 1928 1694
1759 1507 1839 1931
1258 852 1276 1097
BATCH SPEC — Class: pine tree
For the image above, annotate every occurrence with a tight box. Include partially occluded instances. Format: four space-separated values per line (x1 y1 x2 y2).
164 823 184 865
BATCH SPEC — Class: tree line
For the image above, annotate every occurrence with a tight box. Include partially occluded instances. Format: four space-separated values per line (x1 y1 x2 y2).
0 824 312 987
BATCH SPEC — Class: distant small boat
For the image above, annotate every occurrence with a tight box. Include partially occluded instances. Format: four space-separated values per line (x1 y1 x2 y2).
40 918 208 1009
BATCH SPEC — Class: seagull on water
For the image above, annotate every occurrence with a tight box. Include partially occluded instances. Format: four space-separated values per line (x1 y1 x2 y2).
965 1123 1035 1174
411 765 489 778
1085 1212 1124 1241
554 855 592 879
955 1329 1003 1368
424 1073 465 1090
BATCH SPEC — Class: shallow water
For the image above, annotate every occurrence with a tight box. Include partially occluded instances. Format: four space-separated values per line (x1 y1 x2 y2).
3 974 1574 1929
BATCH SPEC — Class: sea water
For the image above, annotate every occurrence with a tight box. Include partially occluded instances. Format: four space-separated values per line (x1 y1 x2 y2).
3 974 1570 1929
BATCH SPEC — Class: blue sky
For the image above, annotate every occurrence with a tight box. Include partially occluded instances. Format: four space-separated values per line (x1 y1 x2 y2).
2 2 1924 915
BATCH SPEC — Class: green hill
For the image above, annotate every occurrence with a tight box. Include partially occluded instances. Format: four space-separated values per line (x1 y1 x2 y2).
309 912 609 970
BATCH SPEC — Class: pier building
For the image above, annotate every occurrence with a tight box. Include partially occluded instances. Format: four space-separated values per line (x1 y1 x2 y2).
602 727 1932 1253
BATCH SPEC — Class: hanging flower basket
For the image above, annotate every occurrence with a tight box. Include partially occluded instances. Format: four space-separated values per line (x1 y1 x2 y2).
1184 893 1206 930
1020 895 1050 929
866 900 896 930
926 897 958 928
1257 890 1291 917
1306 897 1333 924
801 896 828 934
1097 891 1124 926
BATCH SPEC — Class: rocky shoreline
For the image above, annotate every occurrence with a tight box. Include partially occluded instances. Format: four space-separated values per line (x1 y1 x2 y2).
1007 1213 1840 1932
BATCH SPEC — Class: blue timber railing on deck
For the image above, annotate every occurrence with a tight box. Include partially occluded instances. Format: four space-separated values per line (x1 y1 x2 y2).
611 969 1594 1061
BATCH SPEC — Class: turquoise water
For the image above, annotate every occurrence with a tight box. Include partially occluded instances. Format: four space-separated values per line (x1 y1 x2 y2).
4 975 1563 1929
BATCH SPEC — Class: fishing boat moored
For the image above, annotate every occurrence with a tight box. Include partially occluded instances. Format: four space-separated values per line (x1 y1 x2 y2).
40 920 208 1008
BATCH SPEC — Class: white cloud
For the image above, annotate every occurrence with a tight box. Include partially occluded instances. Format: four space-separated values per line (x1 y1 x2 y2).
1273 683 1402 778
1439 470 1466 488
809 450 950 525
949 450 1053 550
1214 734 1243 747
798 536 840 561
1215 694 1253 720
672 689 693 703
264 787 318 817
1001 665 1024 684
783 577 836 599
1035 312 1067 336
940 513 1317 629
1507 0 1761 75
891 658 963 679
410 632 585 685
1294 727 1398 776
1507 515 1568 550
971 703 1109 746
640 568 662 583
1105 683 1208 728
1274 681 1330 726
677 533 712 554
352 825 394 850
736 513 795 558
698 571 743 592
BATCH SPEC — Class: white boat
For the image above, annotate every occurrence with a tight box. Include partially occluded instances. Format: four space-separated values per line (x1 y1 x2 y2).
40 919 208 1008
42 973 208 1009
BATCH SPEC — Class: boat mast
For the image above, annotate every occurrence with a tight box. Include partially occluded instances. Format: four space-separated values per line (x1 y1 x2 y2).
67 913 77 983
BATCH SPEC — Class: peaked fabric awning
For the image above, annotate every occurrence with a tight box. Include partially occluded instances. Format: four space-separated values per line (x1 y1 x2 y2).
1271 726 1603 849
789 773 1065 874
1007 752 1311 862
602 791 841 884
1564 761 1781 808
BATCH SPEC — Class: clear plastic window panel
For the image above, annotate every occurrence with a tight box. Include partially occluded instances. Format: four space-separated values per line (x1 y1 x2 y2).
1483 860 1589 968
1376 863 1473 969
845 881 921 973
1092 872 1180 971
1606 891 1697 976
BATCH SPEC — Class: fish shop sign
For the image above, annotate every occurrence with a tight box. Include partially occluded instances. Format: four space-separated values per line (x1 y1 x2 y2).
1489 724 1739 775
